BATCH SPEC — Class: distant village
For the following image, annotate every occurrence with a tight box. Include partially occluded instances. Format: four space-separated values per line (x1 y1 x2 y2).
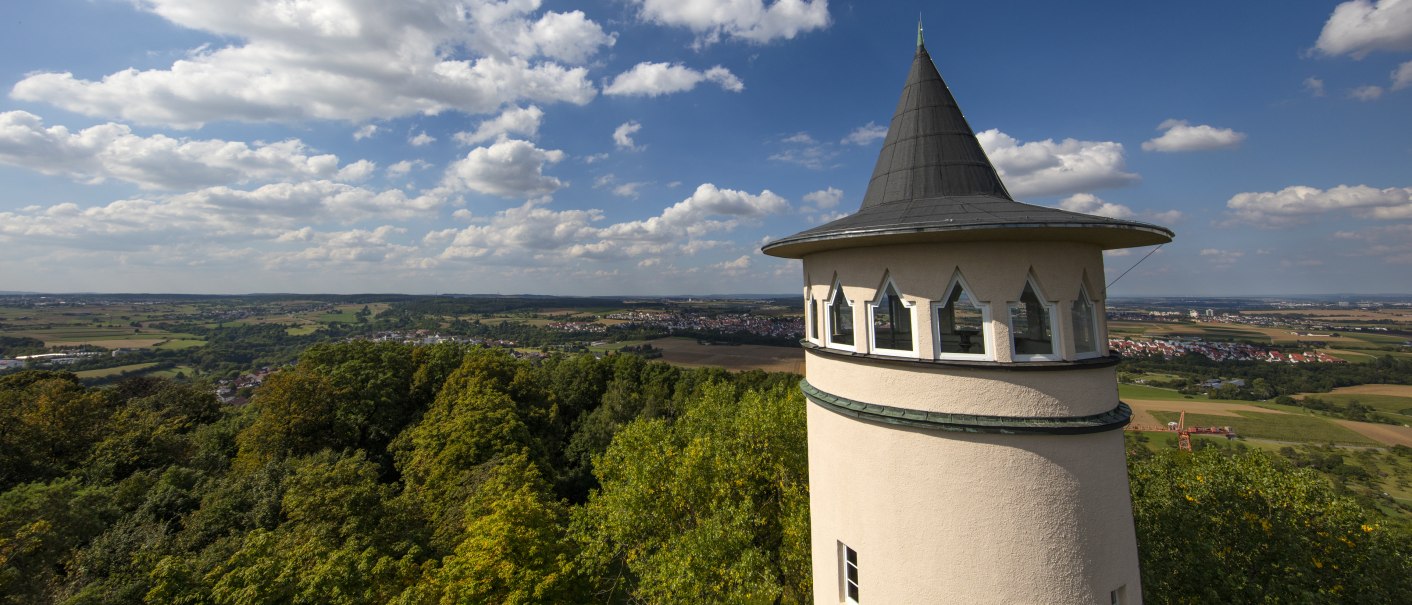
1108 338 1344 363
600 310 802 340
1108 307 1398 336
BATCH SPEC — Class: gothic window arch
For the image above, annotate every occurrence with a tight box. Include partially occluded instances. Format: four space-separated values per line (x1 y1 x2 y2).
1008 274 1061 361
825 278 856 351
933 270 992 360
1072 282 1101 358
867 274 915 355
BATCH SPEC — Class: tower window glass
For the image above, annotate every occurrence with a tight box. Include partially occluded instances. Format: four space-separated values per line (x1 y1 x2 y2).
937 279 987 356
1010 280 1055 358
871 281 912 352
1072 286 1099 356
828 285 854 347
843 544 860 603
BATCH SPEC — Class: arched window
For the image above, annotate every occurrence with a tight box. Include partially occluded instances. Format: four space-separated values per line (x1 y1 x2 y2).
1072 284 1100 357
1009 277 1060 361
826 282 855 349
934 272 990 359
868 277 914 354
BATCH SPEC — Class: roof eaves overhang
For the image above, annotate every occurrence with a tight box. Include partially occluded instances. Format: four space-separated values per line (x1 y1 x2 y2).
761 222 1174 259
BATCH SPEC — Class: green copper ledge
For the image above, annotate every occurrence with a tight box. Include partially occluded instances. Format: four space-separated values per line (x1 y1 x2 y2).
800 380 1132 435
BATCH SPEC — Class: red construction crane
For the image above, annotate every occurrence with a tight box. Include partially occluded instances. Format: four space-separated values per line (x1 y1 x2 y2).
1166 411 1236 451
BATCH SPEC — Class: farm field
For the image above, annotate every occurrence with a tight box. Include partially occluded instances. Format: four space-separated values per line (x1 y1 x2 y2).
148 365 196 379
1253 308 1412 322
1320 384 1412 398
1331 420 1412 448
1117 383 1250 404
1125 399 1287 428
6 326 206 350
73 362 160 379
597 337 805 373
1296 384 1412 423
155 339 206 350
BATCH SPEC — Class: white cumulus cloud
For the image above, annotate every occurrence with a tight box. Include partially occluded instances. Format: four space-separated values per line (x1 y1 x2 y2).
613 182 647 198
1200 248 1244 267
386 159 430 179
713 255 753 274
0 181 444 247
0 110 369 190
352 124 379 140
442 138 566 198
454 105 544 146
614 121 643 150
408 132 436 146
10 0 609 127
1394 60 1412 89
1141 119 1246 152
841 122 888 146
802 187 843 209
437 183 787 263
770 131 837 170
976 129 1139 198
1304 77 1327 96
603 62 744 96
1226 184 1412 226
630 0 830 45
264 225 418 269
1314 0 1412 58
1349 84 1386 100
1056 193 1134 219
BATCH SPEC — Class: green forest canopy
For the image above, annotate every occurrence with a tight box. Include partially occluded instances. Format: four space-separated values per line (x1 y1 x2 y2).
2 342 1409 604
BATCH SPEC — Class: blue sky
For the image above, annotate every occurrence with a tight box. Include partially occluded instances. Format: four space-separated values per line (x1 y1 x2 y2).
1 0 1410 296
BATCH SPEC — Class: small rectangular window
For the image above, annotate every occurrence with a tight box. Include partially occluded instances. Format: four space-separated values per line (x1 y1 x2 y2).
1111 585 1127 605
842 544 859 603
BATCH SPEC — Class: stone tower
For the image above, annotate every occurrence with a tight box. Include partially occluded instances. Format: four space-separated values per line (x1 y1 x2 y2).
761 32 1173 604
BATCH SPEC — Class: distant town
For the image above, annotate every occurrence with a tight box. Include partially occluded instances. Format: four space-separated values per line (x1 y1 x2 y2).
3 294 1409 380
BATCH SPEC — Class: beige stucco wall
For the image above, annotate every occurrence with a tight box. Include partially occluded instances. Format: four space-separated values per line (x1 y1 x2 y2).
806 402 1142 604
802 241 1109 362
805 349 1118 418
799 238 1141 604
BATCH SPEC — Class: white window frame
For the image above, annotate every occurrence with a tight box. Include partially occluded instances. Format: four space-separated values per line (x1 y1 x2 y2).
866 276 917 357
931 271 994 361
806 290 820 345
1071 283 1102 360
840 542 860 604
1008 276 1062 362
1110 585 1127 605
825 280 857 352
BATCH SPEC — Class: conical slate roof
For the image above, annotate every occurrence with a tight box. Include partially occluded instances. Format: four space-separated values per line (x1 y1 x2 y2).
861 43 1011 207
763 39 1173 259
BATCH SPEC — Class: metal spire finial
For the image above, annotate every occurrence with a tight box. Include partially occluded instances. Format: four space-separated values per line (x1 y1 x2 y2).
917 15 924 48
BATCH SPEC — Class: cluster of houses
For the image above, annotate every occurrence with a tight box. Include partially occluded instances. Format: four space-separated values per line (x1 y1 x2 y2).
0 350 108 369
214 367 276 405
1262 349 1344 363
602 310 802 339
1109 338 1344 363
547 321 608 333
